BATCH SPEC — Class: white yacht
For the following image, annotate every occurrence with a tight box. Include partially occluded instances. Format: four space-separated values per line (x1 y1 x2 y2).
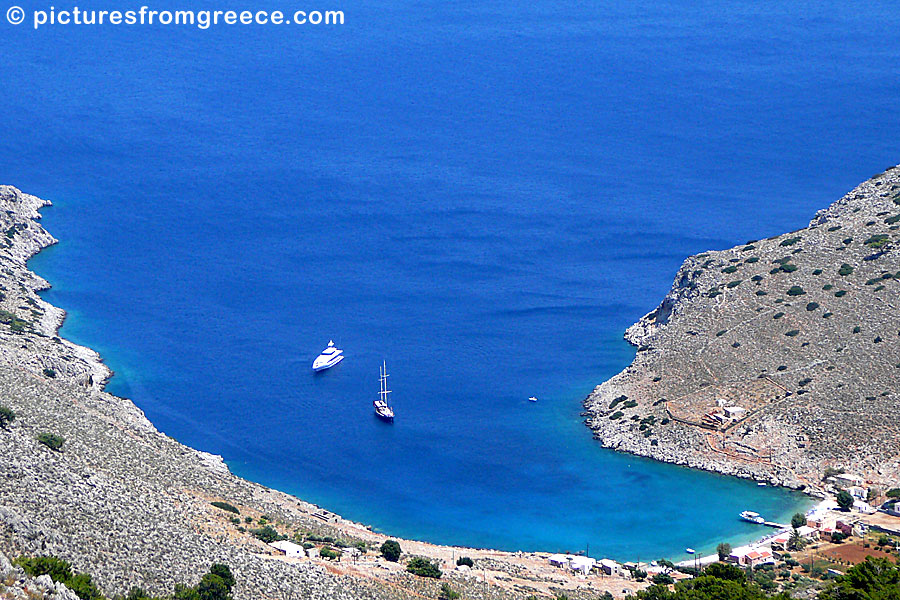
739 510 765 524
312 340 344 372
528 396 538 402
374 361 394 422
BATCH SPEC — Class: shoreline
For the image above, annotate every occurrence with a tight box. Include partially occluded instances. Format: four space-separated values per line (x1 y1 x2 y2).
0 181 846 597
23 187 814 555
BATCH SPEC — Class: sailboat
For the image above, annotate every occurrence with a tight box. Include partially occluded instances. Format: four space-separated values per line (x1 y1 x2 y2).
374 361 395 422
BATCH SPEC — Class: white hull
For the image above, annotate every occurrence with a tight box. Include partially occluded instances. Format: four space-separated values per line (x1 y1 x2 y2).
313 354 344 371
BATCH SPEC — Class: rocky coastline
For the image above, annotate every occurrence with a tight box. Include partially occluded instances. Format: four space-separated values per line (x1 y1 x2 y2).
583 165 900 493
2 166 898 599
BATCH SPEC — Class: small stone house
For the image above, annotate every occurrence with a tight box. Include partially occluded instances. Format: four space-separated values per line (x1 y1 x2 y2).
833 473 864 488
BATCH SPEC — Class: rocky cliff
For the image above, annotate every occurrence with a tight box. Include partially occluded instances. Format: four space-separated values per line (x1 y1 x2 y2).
584 166 900 491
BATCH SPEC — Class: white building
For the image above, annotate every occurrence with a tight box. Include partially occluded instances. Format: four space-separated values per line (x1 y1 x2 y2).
599 559 622 576
568 556 596 575
549 554 569 568
270 540 306 558
846 486 867 499
723 406 746 420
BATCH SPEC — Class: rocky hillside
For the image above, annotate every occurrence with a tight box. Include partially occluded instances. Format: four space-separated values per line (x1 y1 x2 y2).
584 166 900 491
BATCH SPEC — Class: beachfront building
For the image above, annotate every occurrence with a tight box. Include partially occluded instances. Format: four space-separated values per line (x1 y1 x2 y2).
269 540 306 558
728 547 773 567
742 550 774 567
599 559 622 576
770 525 818 552
568 556 596 575
549 554 570 568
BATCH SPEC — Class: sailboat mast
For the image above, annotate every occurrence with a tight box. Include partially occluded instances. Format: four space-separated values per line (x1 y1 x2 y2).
380 360 390 404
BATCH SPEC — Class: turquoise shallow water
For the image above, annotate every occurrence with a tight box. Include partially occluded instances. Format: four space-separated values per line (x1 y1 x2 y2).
6 0 898 560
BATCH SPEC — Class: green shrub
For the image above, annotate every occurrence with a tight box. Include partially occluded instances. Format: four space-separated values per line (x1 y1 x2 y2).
456 556 474 567
853 326 861 334
874 285 885 292
319 546 342 560
827 225 842 231
37 432 64 451
780 263 798 273
798 378 812 387
716 329 727 336
608 395 627 409
864 234 889 248
823 284 833 290
439 582 461 600
785 330 800 337
726 280 742 288
14 555 74 581
746 256 759 263
406 557 442 578
211 501 240 514
66 573 102 600
786 286 805 296
780 237 801 246
756 290 767 296
812 269 823 275
13 556 103 600
622 399 637 409
609 411 624 420
0 405 15 429
250 525 285 543
806 302 819 311
835 290 847 297
773 312 785 319
43 368 56 378
886 214 900 224
380 539 402 562
839 264 854 276
722 265 738 274
196 573 229 600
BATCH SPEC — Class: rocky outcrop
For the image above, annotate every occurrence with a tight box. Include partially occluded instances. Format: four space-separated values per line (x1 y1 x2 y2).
0 549 82 600
584 166 900 491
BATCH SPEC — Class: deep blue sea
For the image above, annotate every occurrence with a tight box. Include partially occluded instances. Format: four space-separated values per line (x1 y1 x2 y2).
4 0 899 560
